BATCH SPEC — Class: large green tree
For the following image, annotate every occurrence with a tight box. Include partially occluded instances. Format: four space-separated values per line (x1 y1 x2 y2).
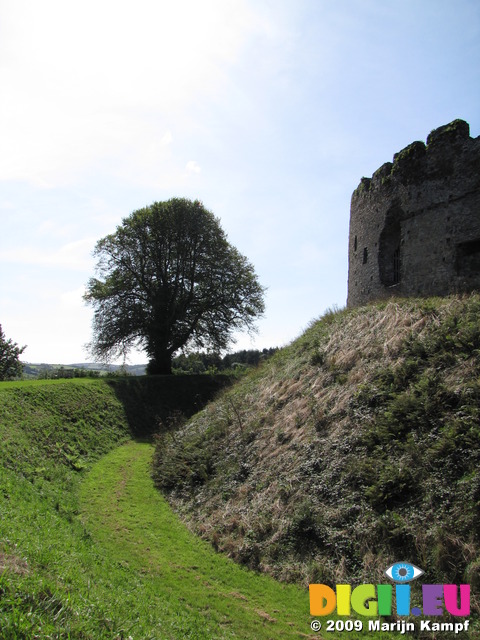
84 198 265 374
0 325 26 380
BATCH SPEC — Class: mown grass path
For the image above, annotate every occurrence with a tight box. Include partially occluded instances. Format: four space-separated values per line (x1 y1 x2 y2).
79 441 317 640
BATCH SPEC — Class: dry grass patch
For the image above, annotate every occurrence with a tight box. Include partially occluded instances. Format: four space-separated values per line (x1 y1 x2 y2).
0 551 29 576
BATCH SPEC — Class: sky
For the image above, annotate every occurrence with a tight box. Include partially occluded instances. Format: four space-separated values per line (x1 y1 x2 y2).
1 0 479 365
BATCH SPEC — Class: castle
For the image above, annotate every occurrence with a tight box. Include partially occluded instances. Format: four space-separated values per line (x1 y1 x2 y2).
347 119 480 307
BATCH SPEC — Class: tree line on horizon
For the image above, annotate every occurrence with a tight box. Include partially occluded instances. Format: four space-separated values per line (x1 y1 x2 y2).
172 347 278 374
0 346 278 381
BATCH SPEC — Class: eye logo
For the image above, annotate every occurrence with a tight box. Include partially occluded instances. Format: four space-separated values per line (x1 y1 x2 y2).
385 562 424 583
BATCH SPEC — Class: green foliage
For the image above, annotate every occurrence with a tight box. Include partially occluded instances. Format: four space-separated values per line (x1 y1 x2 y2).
0 324 26 380
37 365 102 379
172 347 278 374
84 198 265 374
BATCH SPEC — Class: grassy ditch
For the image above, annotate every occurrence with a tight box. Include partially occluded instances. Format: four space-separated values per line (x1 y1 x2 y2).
79 441 324 639
0 376 229 638
0 370 406 638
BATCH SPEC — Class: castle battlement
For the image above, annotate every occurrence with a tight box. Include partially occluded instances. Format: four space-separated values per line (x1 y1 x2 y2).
347 119 480 307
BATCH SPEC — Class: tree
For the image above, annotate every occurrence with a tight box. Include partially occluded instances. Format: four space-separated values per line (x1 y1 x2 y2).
0 325 26 380
84 198 265 374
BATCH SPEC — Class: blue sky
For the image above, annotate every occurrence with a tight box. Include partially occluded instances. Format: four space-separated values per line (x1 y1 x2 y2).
1 0 479 364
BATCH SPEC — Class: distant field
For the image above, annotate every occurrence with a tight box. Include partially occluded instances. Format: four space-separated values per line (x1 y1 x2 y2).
0 377 100 389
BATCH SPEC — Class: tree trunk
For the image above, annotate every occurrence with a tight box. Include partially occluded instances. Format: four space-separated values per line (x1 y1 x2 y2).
146 351 173 375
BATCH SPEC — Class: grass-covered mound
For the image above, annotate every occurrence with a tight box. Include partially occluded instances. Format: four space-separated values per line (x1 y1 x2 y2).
153 295 480 611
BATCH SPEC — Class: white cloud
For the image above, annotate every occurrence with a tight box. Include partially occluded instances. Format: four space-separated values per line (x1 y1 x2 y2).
7 305 93 365
1 278 92 363
36 219 80 239
0 200 16 210
185 160 201 174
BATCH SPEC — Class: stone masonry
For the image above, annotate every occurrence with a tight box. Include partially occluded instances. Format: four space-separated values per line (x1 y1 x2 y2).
347 119 480 307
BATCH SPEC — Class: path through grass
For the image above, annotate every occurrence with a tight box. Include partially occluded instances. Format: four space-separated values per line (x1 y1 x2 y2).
80 441 316 639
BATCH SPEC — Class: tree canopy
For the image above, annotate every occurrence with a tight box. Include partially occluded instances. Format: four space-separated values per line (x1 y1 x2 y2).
84 198 265 374
0 324 26 380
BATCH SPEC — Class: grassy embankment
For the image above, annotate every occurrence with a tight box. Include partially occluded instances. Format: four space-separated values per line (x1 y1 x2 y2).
0 378 132 638
2 375 389 639
1 375 298 639
153 295 480 636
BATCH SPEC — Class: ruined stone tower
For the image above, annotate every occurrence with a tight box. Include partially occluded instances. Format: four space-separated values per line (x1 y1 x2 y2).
347 119 480 307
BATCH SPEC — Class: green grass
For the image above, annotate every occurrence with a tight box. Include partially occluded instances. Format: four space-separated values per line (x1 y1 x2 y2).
0 377 100 389
79 441 316 639
0 379 133 638
0 377 316 639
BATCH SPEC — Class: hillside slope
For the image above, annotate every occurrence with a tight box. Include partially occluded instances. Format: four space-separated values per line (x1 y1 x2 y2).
0 379 133 637
153 295 480 607
0 376 231 638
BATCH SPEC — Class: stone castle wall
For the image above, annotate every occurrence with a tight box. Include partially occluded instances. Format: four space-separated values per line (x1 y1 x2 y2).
347 119 480 307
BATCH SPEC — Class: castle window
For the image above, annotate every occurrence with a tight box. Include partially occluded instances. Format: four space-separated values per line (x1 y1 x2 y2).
354 235 358 251
363 247 368 264
379 218 402 287
456 238 480 276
